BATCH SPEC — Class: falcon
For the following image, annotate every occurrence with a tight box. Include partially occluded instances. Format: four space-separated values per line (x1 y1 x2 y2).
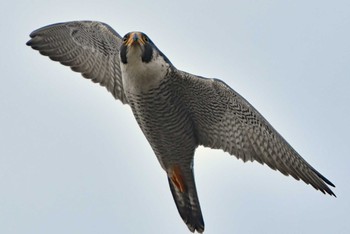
26 21 335 233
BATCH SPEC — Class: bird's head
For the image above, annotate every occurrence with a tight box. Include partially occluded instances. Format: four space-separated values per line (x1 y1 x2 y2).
119 32 171 66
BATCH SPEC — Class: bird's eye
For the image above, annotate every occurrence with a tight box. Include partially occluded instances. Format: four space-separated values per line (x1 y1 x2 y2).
143 35 149 42
123 35 128 42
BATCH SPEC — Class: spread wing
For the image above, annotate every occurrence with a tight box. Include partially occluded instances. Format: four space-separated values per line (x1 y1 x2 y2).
180 72 335 196
27 21 127 104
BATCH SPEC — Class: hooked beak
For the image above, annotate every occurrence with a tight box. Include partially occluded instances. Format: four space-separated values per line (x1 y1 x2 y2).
125 32 146 47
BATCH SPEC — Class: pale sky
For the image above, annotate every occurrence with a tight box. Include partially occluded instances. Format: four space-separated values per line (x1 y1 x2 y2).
1 0 349 233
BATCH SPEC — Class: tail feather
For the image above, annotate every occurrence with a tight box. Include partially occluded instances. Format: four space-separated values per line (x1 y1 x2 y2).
167 174 204 233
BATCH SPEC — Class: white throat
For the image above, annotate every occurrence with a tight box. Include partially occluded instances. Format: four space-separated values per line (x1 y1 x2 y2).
120 46 170 95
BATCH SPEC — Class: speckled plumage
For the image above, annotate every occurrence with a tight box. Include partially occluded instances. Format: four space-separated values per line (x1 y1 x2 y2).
27 21 335 233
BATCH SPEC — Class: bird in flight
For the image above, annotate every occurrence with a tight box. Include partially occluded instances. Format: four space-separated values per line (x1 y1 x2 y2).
27 21 335 233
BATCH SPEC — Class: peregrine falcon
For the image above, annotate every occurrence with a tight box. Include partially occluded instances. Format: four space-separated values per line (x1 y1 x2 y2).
26 21 335 233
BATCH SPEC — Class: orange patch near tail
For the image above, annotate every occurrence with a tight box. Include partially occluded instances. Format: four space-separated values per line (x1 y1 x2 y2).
170 165 186 193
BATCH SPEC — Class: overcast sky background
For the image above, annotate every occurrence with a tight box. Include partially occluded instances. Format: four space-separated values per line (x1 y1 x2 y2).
1 1 349 233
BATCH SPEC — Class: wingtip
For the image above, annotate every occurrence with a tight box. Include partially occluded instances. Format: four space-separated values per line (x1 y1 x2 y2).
26 30 41 47
306 165 336 197
327 190 337 198
321 184 336 197
26 39 32 46
328 188 337 198
26 31 37 46
28 28 40 39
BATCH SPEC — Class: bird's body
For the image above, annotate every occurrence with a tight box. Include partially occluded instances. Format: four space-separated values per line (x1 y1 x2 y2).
27 21 335 233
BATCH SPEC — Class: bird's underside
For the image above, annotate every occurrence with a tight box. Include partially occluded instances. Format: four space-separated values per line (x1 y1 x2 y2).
26 21 335 233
